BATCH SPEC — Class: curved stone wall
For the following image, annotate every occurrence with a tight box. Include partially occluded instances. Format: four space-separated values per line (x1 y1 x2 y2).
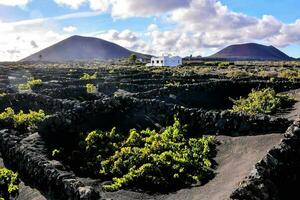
230 120 300 200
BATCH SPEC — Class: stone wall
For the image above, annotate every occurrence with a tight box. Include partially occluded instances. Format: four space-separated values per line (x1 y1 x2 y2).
38 96 291 147
0 129 100 200
0 93 76 114
133 80 300 109
230 120 300 200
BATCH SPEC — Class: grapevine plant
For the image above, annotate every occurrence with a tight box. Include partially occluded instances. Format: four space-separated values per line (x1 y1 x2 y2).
18 78 42 92
0 107 47 130
230 88 294 115
82 118 215 192
86 84 97 94
80 72 97 80
0 168 19 200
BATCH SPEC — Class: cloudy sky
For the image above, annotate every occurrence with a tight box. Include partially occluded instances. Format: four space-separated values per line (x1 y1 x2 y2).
0 0 300 61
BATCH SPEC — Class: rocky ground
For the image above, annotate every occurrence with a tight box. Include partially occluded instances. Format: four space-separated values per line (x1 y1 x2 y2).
0 154 47 200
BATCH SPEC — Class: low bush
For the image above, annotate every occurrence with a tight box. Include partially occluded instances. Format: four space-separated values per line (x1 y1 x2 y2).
230 88 294 115
51 149 61 159
0 107 47 130
81 118 215 192
0 168 19 200
279 69 300 80
86 84 97 93
226 69 250 78
0 93 6 97
18 78 42 92
80 73 97 80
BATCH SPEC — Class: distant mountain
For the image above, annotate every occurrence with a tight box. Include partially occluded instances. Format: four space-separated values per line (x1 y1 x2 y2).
209 43 293 61
21 35 151 62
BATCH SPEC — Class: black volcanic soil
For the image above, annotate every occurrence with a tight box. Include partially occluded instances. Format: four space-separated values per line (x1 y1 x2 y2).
277 89 300 120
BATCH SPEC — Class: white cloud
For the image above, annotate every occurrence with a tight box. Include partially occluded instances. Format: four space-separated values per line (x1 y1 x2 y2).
0 0 29 6
0 20 66 61
63 26 77 33
96 29 149 53
268 20 300 47
53 0 192 18
0 11 100 61
108 0 192 18
50 0 300 56
54 0 86 9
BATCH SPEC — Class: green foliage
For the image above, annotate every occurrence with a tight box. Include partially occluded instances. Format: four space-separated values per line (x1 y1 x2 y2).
80 72 97 80
17 83 31 91
196 67 212 74
165 81 181 87
226 69 250 78
0 107 47 129
18 78 42 92
0 168 19 199
86 84 97 93
218 62 231 67
82 118 215 191
230 88 294 115
129 54 137 64
27 78 42 86
204 61 219 66
52 149 61 158
279 69 300 80
0 93 6 97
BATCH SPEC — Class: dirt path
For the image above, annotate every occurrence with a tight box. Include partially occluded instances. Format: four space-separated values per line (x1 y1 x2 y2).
277 88 300 120
103 134 284 200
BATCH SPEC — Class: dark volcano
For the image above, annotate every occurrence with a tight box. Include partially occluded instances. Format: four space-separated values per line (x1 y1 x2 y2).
21 35 151 62
209 43 293 60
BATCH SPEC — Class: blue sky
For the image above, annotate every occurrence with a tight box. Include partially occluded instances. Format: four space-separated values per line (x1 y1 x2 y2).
221 0 300 23
0 0 300 61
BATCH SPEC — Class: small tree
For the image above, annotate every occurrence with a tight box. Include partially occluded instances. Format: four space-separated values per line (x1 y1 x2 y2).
129 54 137 64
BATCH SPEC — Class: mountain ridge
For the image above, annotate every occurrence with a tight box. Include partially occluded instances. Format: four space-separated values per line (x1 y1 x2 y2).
209 43 293 61
21 35 151 62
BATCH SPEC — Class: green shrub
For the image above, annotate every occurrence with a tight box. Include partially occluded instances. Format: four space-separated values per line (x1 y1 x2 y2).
52 149 61 159
0 168 19 200
218 62 231 67
0 107 47 129
164 81 181 87
80 73 97 80
86 84 97 93
196 67 212 74
204 61 219 66
226 69 250 78
18 83 31 91
279 69 300 79
82 118 215 191
27 79 42 86
229 88 294 115
0 92 6 97
129 54 137 64
18 78 42 92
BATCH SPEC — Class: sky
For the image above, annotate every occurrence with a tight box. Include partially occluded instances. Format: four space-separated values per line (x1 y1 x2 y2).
0 0 300 61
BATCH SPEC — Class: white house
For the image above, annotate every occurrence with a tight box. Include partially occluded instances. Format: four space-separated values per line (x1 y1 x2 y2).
147 56 182 67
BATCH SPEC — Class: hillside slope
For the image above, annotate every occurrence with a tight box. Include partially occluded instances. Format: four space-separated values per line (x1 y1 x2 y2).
21 35 150 62
210 43 292 60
